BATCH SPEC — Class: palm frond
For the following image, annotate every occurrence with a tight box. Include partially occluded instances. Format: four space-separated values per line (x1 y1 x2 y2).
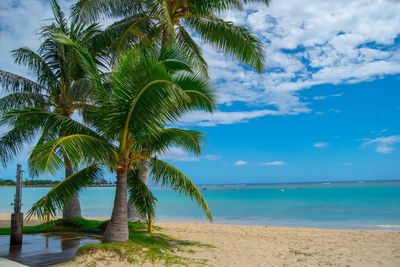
175 25 208 75
0 124 38 167
11 47 57 87
52 32 106 97
127 169 157 228
27 165 104 220
28 134 116 175
0 92 47 115
146 128 203 156
173 74 215 113
0 70 44 94
71 0 144 22
187 16 265 72
151 159 212 222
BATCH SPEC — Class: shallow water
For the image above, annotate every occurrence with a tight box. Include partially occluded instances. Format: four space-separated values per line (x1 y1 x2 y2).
1 181 400 230
0 233 100 267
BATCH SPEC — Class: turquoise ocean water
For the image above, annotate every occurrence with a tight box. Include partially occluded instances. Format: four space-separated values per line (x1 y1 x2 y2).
1 181 400 230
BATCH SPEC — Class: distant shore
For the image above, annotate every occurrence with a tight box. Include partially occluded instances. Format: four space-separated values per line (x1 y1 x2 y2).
1 213 399 266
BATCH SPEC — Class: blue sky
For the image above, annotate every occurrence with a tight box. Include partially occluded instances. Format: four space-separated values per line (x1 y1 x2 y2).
0 0 399 183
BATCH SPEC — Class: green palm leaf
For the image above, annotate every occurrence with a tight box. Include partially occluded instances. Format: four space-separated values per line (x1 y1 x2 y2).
187 15 265 72
11 47 57 88
127 169 157 226
151 159 213 222
27 165 104 220
0 92 47 115
0 70 44 94
28 134 116 175
146 128 203 156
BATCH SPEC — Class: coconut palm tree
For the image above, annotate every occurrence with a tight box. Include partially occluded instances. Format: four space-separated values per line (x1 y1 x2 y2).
0 0 107 218
71 0 269 73
16 35 215 242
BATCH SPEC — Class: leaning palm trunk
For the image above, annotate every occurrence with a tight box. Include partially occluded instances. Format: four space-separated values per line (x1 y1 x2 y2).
62 156 81 218
128 158 150 221
103 167 129 242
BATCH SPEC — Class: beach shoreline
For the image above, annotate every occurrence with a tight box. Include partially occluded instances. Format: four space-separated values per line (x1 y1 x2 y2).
1 213 400 266
0 212 399 232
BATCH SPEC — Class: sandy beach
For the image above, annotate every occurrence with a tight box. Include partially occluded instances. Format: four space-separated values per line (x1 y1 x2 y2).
1 213 400 266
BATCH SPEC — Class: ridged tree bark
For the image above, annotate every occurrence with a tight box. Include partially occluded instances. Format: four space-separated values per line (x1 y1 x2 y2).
128 158 150 221
103 167 129 242
62 156 81 218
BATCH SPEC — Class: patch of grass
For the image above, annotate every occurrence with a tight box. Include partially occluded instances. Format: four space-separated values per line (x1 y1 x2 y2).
0 217 213 266
0 217 104 235
77 221 211 266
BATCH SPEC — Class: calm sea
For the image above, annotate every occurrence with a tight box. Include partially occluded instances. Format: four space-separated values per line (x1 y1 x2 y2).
1 181 400 230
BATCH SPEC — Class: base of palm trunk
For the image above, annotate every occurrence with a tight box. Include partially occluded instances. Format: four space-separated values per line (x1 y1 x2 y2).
102 220 129 242
103 168 129 243
62 195 81 218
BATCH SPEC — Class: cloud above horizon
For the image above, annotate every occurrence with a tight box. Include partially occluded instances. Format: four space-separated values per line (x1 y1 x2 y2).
1 0 400 126
261 161 286 166
234 160 248 166
362 135 400 154
314 142 329 149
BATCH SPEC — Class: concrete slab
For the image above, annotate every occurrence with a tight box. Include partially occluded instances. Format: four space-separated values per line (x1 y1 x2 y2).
0 257 28 267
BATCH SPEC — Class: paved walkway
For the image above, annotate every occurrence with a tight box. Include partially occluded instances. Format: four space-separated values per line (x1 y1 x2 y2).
0 257 27 267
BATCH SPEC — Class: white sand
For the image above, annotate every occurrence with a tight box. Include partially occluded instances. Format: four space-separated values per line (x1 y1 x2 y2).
1 213 399 266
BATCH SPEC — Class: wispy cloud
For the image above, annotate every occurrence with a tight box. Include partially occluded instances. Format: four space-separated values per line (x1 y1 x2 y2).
340 163 353 166
204 155 221 161
180 108 309 127
234 160 286 166
314 142 329 148
362 135 400 154
313 93 343 101
234 160 247 166
261 161 286 166
158 148 199 162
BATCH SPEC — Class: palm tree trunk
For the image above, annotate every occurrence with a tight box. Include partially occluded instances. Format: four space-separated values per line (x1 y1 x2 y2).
128 158 150 221
103 168 129 242
62 156 81 218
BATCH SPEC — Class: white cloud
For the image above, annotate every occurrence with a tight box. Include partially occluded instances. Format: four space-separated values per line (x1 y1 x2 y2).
261 161 286 166
313 93 343 101
314 142 329 148
193 0 400 126
2 0 400 127
363 135 400 154
180 108 309 126
234 160 247 166
204 155 221 161
340 163 353 166
158 147 199 162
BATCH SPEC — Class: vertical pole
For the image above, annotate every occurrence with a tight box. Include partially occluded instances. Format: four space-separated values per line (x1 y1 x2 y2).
10 163 23 245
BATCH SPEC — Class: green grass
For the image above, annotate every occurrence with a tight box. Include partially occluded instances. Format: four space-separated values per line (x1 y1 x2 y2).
0 217 213 266
0 217 104 235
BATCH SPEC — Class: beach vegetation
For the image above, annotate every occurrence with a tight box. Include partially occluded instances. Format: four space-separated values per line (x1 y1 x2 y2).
0 0 268 247
0 217 213 266
21 41 214 242
72 0 268 74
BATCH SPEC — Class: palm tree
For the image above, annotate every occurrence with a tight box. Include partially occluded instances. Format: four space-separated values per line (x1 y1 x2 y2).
17 36 215 242
71 0 269 73
0 0 106 218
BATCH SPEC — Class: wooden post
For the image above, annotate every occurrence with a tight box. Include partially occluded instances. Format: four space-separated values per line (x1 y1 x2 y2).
10 163 23 245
